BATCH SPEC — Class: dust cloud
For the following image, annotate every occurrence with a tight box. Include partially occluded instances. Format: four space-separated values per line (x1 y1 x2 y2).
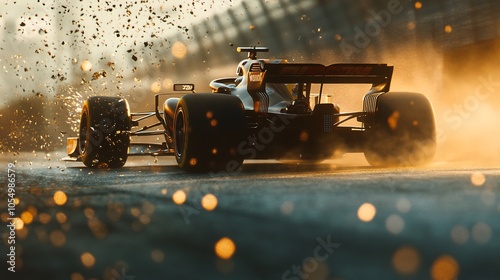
384 39 500 165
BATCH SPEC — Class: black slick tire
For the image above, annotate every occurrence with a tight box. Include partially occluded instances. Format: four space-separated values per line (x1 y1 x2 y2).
364 92 436 167
174 94 246 172
79 96 131 168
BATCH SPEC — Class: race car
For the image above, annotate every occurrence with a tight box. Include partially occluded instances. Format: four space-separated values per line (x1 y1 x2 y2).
66 47 436 172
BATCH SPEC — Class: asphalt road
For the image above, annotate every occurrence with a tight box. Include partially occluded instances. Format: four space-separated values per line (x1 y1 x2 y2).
1 153 499 280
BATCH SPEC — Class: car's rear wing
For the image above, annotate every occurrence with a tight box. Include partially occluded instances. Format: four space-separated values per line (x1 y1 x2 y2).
263 63 394 93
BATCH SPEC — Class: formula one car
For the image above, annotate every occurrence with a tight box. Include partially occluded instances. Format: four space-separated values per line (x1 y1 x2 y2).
66 47 436 172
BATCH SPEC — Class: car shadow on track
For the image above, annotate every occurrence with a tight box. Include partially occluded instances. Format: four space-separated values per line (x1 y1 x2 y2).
239 160 372 174
63 155 374 177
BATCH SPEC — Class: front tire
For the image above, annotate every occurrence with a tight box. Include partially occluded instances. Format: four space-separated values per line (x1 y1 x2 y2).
364 92 436 167
79 96 131 168
174 94 246 172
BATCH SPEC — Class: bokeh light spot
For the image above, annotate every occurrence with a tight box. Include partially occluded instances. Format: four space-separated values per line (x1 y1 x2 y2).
139 214 151 225
281 201 295 215
84 207 96 219
14 218 24 230
386 214 405 235
172 190 187 205
357 203 376 222
201 194 218 211
470 172 486 187
151 249 165 263
472 222 492 244
130 207 141 217
21 211 34 224
150 82 162 93
39 213 51 224
392 246 421 276
80 60 92 71
215 237 236 259
396 197 412 213
450 225 469 245
56 212 68 224
414 1 423 9
444 25 453 33
53 191 68 206
88 217 108 239
172 41 187 59
431 255 459 280
81 252 96 268
50 230 67 247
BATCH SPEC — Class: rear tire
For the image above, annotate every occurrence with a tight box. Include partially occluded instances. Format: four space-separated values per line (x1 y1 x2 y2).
364 92 436 167
79 96 131 168
174 94 246 172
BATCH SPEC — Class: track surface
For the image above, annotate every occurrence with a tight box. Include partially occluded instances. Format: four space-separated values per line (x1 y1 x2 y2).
1 154 499 280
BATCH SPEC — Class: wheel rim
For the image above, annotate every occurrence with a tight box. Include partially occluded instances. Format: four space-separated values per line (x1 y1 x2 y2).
174 108 185 160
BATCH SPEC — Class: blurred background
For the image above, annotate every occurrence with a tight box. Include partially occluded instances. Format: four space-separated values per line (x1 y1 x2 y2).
1 0 499 162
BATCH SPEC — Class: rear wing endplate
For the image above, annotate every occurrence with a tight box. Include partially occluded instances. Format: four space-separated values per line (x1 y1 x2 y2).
263 63 394 93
